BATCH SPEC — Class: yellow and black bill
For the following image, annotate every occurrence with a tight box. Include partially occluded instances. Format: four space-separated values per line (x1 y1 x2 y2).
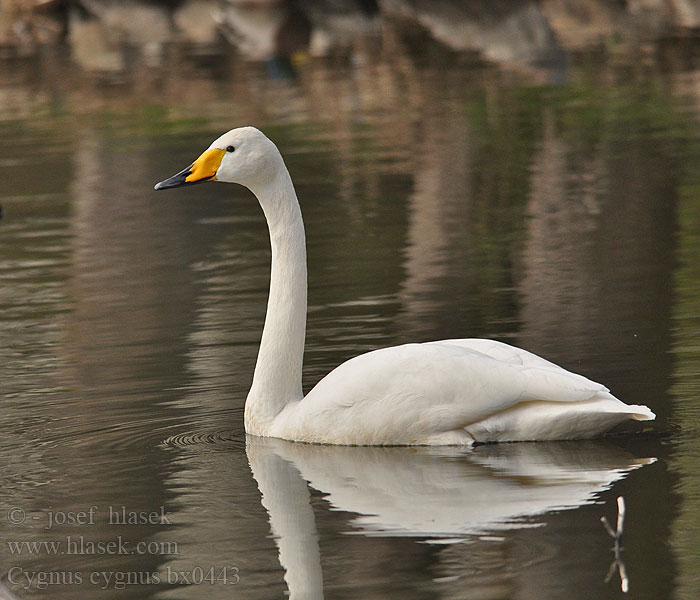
154 148 226 191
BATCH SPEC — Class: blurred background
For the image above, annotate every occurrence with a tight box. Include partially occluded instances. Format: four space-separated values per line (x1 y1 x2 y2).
1 1 700 599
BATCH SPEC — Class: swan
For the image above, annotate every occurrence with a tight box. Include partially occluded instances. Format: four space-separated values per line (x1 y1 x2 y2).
154 126 655 445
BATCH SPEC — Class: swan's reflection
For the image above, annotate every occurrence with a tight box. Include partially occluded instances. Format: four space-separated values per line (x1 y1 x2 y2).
247 438 654 598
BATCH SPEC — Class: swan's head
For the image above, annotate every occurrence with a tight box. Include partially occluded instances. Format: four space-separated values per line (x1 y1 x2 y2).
154 127 282 192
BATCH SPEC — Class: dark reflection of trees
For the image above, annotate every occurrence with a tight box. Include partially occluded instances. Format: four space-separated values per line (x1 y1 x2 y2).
668 74 700 598
518 79 678 427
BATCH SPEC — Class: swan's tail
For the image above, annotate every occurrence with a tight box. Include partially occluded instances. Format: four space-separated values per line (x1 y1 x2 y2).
626 404 655 421
465 394 655 443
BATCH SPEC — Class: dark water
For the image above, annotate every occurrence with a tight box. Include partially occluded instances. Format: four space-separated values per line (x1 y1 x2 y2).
1 6 699 599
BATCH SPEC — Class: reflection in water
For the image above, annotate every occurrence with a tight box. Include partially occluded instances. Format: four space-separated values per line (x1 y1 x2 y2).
0 580 19 600
398 80 474 336
248 437 654 599
519 99 676 425
670 114 700 599
248 439 323 600
519 111 605 356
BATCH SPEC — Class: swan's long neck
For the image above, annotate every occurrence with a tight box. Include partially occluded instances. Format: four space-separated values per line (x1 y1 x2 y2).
245 163 307 434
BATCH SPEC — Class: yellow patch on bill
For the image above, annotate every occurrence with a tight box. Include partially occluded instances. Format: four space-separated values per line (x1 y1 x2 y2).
185 148 227 183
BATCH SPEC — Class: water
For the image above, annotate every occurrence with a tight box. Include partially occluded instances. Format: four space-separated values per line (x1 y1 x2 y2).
0 7 699 599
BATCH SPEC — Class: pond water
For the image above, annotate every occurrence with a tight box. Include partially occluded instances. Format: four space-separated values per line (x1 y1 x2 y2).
1 7 699 600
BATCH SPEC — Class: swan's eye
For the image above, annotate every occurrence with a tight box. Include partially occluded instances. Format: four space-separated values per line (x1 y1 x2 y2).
226 145 235 153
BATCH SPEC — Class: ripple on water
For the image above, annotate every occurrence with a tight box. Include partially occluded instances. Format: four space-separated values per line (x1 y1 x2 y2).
161 429 244 452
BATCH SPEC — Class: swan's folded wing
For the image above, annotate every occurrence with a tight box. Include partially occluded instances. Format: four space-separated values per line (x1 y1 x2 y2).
429 338 591 374
512 364 608 403
429 338 610 401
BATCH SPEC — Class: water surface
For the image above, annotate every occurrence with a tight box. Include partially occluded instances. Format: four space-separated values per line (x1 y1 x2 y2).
1 8 699 600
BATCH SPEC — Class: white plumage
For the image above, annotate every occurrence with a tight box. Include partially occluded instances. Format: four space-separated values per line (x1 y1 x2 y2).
155 126 655 446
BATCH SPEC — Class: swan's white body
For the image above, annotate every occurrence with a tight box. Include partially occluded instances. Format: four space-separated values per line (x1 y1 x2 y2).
155 126 655 445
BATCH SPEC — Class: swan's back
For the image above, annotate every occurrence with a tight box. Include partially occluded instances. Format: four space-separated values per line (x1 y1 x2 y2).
270 339 654 445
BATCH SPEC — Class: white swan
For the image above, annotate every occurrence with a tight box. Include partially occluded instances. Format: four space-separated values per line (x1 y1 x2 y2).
154 126 655 445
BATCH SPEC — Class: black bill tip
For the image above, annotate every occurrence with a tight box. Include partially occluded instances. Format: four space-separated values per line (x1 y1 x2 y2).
154 165 192 191
154 167 216 190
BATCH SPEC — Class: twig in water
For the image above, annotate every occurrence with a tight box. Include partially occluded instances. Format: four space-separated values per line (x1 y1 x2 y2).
601 496 629 593
601 496 626 546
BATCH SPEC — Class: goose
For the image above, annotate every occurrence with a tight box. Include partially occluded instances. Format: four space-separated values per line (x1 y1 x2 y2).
154 126 655 445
